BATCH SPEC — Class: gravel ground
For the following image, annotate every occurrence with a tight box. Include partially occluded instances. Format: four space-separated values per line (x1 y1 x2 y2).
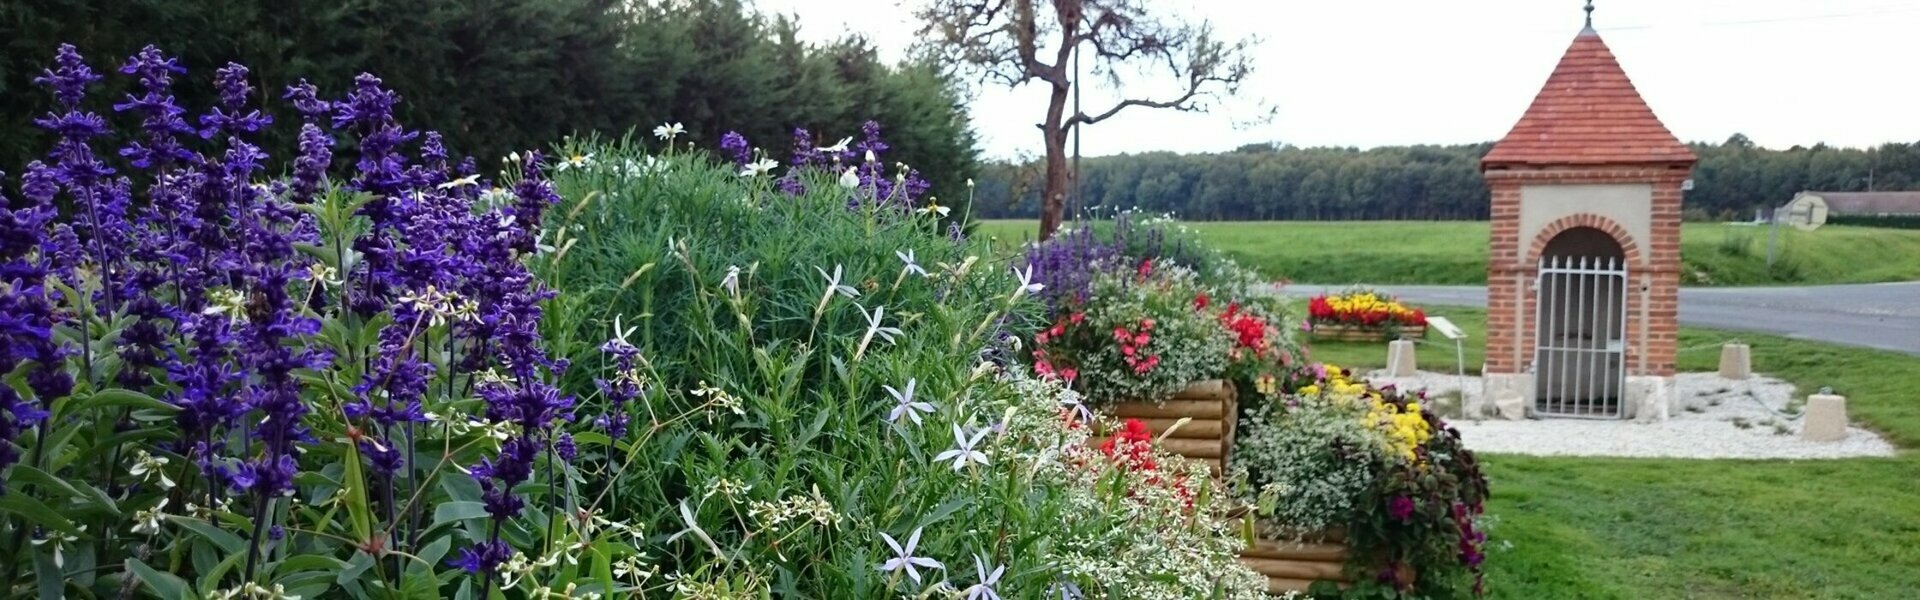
1365 370 1898 459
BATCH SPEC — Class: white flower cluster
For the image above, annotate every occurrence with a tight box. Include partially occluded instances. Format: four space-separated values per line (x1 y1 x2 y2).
747 486 842 532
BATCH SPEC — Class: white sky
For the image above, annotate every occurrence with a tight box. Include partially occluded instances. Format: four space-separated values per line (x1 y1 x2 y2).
754 0 1920 160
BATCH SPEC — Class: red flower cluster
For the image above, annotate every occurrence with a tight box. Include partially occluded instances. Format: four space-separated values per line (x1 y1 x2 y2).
1032 312 1086 382
1098 419 1194 509
1218 302 1271 358
1112 319 1160 375
1098 419 1158 468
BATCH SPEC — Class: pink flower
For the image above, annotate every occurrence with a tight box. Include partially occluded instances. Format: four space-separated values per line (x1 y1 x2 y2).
1389 496 1416 522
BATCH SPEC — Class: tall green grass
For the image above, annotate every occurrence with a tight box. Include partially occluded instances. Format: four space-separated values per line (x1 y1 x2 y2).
978 220 1920 286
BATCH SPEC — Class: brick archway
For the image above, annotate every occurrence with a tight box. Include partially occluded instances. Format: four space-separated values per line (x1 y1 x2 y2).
1525 213 1644 267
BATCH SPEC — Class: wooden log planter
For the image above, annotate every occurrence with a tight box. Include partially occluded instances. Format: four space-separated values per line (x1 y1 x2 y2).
1091 380 1236 476
1310 322 1426 343
1238 528 1352 596
1091 380 1352 595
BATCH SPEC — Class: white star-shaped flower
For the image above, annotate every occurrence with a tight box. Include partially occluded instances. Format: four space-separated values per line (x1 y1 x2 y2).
885 378 936 425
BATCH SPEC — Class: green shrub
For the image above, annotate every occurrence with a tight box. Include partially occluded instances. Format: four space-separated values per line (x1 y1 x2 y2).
537 138 1266 597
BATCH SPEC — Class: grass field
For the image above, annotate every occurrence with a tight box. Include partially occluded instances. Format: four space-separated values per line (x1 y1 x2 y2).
976 220 1920 286
1302 307 1920 598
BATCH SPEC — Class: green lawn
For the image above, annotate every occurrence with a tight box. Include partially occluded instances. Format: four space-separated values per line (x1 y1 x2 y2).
1302 307 1920 599
976 220 1920 286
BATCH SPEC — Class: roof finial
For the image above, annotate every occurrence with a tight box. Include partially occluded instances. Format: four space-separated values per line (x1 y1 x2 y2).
1584 0 1596 31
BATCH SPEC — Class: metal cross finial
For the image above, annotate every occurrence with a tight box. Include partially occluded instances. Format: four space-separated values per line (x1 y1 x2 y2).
1584 0 1595 30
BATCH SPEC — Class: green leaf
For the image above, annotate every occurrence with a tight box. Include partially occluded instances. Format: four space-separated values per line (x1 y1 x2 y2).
433 501 489 527
168 516 246 554
918 495 970 529
569 431 612 448
198 545 249 595
411 536 452 575
338 551 375 587
275 554 350 577
591 541 616 597
9 466 80 500
0 493 82 536
127 558 192 600
341 438 374 544
77 388 177 412
35 550 62 600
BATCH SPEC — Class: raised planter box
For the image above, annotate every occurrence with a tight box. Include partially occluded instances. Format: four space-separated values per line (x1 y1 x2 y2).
1310 322 1426 343
1238 528 1352 596
1093 380 1236 475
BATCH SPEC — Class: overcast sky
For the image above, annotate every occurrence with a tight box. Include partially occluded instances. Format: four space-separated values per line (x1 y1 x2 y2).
754 0 1920 160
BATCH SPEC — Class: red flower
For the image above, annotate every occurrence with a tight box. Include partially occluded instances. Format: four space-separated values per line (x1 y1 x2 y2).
1193 292 1210 310
1136 259 1154 279
1141 318 1155 331
1069 311 1085 325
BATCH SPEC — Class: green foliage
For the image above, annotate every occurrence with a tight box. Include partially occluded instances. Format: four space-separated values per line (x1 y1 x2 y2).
971 137 1920 222
982 220 1920 286
1235 400 1377 533
0 0 979 203
535 140 1266 597
1825 214 1920 229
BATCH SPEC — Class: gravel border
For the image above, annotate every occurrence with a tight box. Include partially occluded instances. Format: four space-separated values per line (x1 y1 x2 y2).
1366 370 1898 459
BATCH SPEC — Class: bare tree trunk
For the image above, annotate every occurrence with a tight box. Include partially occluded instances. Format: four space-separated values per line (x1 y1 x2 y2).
1039 83 1071 240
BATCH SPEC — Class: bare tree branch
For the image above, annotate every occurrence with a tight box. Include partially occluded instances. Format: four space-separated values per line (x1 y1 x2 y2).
912 0 1261 238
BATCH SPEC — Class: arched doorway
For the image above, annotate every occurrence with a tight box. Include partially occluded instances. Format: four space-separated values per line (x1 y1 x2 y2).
1534 227 1628 418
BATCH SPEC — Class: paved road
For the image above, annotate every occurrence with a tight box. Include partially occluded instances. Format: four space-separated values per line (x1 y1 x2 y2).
1289 282 1920 356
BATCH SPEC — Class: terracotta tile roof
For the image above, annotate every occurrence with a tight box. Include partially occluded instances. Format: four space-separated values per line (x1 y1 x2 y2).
1482 30 1696 169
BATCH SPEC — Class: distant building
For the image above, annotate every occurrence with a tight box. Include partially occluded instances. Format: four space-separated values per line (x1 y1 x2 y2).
1779 191 1920 230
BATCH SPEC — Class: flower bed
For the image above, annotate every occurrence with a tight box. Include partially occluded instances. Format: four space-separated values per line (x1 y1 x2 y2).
0 44 1275 599
1233 364 1490 597
1308 288 1428 341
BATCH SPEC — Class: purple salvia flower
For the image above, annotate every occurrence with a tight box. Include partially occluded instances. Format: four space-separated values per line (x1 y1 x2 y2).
0 170 68 488
290 124 332 202
199 63 272 138
34 44 101 108
114 45 196 169
788 127 821 168
282 80 332 120
719 131 751 166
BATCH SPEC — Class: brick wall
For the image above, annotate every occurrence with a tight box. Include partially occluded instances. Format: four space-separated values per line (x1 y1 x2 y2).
1484 165 1688 377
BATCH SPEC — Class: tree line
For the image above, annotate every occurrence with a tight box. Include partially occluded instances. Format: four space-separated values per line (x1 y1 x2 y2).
0 0 979 203
972 135 1920 221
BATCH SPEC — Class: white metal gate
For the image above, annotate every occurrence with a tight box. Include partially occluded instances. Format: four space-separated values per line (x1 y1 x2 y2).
1533 255 1628 419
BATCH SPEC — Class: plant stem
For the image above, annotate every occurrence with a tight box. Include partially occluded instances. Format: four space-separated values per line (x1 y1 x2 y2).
243 494 274 582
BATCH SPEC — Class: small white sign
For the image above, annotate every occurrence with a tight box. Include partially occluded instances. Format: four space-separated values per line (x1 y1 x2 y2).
1427 316 1466 340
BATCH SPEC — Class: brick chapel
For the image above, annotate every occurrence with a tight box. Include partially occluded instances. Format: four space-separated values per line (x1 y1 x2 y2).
1473 12 1696 421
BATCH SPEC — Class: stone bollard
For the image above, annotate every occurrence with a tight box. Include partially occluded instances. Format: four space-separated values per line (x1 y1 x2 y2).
1386 340 1417 377
1718 343 1751 380
1801 394 1848 442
